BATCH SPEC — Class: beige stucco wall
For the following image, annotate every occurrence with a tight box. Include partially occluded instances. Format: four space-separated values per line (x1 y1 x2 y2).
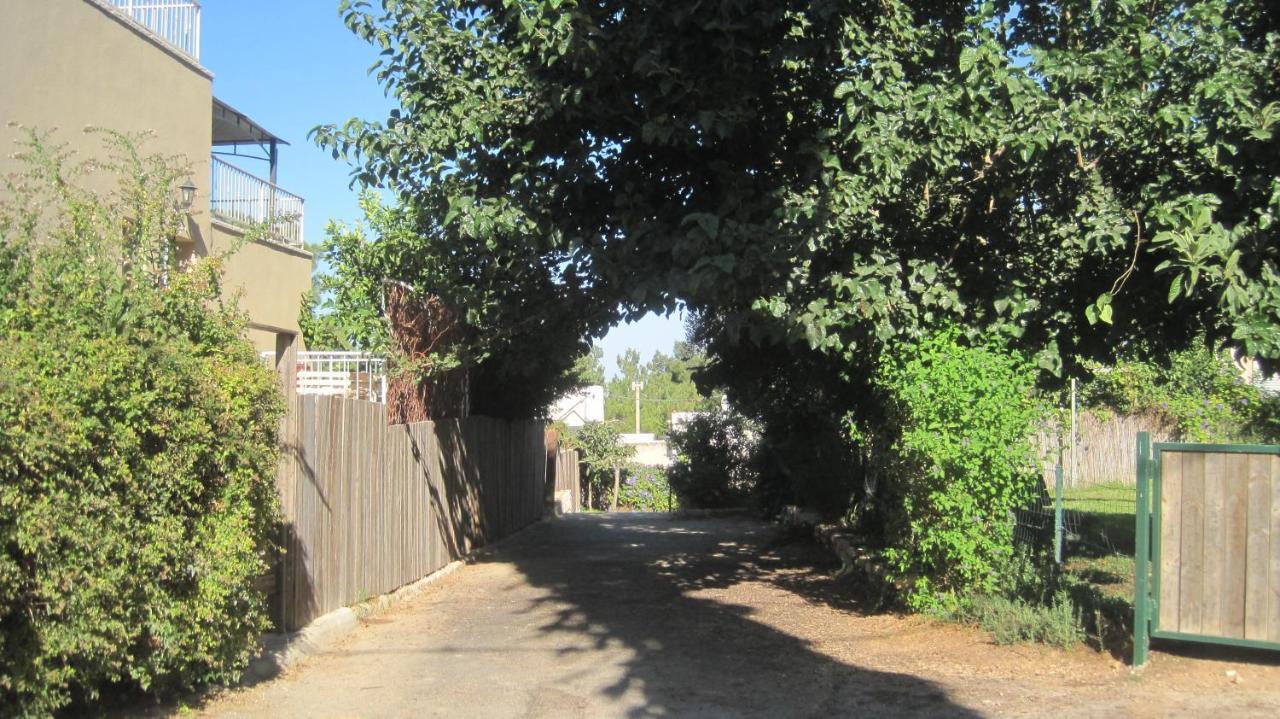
212 221 313 352
0 0 313 353
0 0 213 248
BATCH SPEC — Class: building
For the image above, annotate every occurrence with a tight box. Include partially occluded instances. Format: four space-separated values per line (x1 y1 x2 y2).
0 0 312 369
619 433 673 468
549 385 605 427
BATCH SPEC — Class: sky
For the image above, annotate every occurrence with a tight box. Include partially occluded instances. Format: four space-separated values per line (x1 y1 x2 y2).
201 1 681 377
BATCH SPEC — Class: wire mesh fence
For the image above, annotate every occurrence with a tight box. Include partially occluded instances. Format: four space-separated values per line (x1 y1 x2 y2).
1018 394 1152 563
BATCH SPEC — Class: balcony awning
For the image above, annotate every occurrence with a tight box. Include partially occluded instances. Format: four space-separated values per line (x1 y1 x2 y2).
212 97 289 148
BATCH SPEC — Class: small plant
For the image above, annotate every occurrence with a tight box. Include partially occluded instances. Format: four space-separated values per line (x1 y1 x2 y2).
564 420 635 511
950 592 1085 650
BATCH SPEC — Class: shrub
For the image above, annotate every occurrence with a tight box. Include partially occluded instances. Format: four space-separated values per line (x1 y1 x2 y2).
564 420 634 511
1080 342 1268 442
667 409 759 509
950 592 1084 649
617 466 677 512
0 132 283 715
866 329 1045 612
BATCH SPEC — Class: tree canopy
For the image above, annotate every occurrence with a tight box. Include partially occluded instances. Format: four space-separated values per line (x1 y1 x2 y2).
313 0 1280 525
318 0 1279 389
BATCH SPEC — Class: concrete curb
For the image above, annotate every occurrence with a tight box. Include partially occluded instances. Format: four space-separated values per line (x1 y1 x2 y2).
673 507 753 519
243 559 465 683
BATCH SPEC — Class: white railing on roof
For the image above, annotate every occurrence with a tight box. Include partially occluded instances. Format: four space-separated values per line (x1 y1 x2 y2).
260 351 388 403
109 1 202 60
299 352 387 403
211 157 305 249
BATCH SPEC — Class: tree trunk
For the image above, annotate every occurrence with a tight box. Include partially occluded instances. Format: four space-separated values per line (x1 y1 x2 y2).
609 464 621 512
586 475 593 511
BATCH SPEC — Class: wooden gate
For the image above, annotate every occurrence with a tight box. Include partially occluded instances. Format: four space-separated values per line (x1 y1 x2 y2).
1134 433 1280 665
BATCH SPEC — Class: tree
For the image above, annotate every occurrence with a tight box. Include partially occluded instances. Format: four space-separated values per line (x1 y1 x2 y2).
300 194 394 352
316 0 1279 521
568 343 605 387
603 343 718 434
319 0 1279 381
567 420 635 511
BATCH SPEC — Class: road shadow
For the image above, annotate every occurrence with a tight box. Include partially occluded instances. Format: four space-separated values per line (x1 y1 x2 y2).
479 513 980 718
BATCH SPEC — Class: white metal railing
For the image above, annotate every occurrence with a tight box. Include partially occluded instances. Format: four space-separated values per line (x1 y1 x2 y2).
211 157 305 248
300 352 388 403
109 1 202 60
260 351 388 403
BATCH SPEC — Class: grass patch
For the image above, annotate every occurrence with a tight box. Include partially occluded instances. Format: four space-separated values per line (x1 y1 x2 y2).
1059 483 1137 554
949 592 1085 649
1061 482 1135 515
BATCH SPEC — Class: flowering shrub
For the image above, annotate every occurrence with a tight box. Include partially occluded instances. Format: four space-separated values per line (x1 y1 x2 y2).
617 466 677 512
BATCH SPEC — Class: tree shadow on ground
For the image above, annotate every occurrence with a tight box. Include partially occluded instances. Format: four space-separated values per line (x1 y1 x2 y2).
479 512 980 718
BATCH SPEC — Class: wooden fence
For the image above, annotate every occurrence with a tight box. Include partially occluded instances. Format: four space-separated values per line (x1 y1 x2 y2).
1037 412 1175 488
550 444 581 513
272 395 547 630
1154 447 1280 643
1134 436 1280 664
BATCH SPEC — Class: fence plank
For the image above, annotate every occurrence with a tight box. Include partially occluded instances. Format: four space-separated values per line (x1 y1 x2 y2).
1222 453 1250 638
1245 453 1271 641
1179 451 1206 634
1201 452 1226 637
1159 451 1183 631
1271 455 1280 643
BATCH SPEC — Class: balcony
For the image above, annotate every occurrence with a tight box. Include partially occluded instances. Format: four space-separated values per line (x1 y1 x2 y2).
210 156 305 248
107 0 201 61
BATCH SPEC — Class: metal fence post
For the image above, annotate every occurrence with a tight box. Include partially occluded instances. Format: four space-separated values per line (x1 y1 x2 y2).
1054 462 1065 564
1133 431 1152 667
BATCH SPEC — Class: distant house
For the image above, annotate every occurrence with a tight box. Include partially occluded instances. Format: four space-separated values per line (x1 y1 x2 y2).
1237 356 1280 396
549 385 605 427
619 433 672 468
0 0 313 371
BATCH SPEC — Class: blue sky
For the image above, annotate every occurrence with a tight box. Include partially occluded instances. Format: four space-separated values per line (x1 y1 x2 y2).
202 1 681 377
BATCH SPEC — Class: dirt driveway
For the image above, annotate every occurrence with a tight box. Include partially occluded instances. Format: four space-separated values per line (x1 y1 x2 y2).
201 513 1280 718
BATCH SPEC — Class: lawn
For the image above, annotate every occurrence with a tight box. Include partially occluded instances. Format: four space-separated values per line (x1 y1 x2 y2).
1060 482 1135 516
1058 482 1136 556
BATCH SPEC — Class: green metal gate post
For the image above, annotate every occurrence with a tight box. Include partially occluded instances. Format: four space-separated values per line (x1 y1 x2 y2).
1133 432 1152 667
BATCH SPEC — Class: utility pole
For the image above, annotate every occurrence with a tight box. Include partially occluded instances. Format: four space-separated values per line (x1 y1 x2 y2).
631 381 643 434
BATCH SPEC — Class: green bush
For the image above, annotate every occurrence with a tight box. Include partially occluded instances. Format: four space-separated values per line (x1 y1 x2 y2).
1080 343 1271 442
0 132 283 716
866 329 1045 612
617 466 677 512
667 409 760 509
563 420 634 511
